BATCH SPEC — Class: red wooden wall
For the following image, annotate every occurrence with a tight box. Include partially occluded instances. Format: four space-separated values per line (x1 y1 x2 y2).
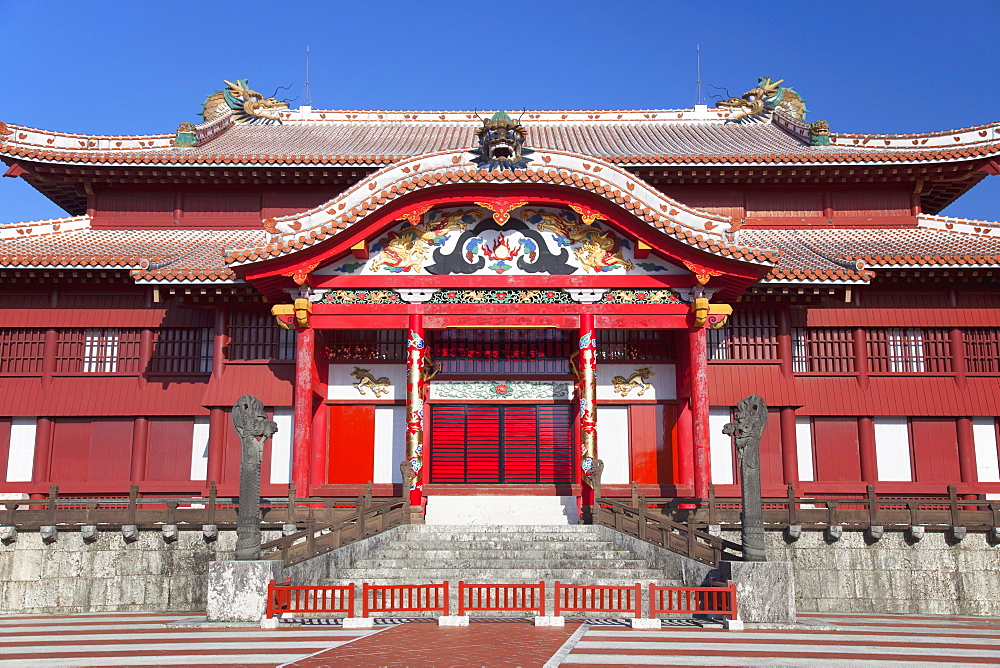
49 418 133 483
812 418 862 482
327 405 375 484
144 418 195 482
910 418 960 483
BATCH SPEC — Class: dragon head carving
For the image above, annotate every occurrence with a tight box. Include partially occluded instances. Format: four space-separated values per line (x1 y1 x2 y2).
201 79 288 125
471 110 533 169
716 77 807 123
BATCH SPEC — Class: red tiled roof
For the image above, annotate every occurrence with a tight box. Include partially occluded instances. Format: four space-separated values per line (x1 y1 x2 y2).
3 109 999 168
0 216 266 281
743 225 1000 282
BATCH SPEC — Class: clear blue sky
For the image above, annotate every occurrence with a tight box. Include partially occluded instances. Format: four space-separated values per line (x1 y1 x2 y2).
2 0 997 224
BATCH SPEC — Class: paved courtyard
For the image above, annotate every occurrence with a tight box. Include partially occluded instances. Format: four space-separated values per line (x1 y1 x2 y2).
1 611 999 666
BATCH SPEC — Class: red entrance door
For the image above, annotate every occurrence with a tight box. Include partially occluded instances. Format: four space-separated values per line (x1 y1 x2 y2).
429 405 573 484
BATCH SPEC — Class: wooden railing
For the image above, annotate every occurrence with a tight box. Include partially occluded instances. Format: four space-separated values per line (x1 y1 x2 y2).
1 482 406 536
591 496 743 566
638 483 1000 533
261 492 412 566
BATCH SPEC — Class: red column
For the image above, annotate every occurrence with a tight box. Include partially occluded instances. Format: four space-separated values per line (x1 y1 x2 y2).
674 335 694 492
578 314 598 506
207 408 226 488
957 417 977 499
32 417 53 484
130 417 149 484
293 327 315 496
405 314 426 506
689 327 711 498
853 328 870 391
858 416 877 483
779 407 799 486
951 329 968 391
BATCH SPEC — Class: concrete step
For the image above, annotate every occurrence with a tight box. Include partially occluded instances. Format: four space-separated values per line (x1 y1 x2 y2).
375 539 619 551
334 568 667 580
372 548 636 560
352 558 655 570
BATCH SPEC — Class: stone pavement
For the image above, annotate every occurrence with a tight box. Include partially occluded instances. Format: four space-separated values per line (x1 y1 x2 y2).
1 611 999 666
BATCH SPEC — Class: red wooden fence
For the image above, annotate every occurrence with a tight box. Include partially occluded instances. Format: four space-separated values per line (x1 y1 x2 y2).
362 582 449 618
266 578 355 619
649 581 737 619
458 581 546 616
554 582 642 618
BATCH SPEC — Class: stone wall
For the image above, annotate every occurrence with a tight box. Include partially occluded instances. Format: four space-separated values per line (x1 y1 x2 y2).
723 529 1000 616
2 526 999 616
0 529 246 614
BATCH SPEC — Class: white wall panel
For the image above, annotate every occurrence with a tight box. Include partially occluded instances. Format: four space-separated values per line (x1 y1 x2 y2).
6 417 36 482
597 406 630 485
270 408 294 485
597 364 675 401
190 416 209 481
973 418 1000 483
874 417 912 482
373 406 406 484
709 407 734 485
328 363 405 401
795 417 815 482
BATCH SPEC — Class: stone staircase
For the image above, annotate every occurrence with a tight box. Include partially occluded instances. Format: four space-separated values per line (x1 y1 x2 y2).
307 525 681 587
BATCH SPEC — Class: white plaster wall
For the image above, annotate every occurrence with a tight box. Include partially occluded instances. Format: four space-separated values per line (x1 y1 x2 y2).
709 407 734 485
596 406 629 485
972 418 1000 483
795 417 815 482
597 364 675 401
424 495 579 525
327 363 404 401
269 408 293 485
874 417 912 482
189 416 209 481
6 418 36 483
373 406 406 484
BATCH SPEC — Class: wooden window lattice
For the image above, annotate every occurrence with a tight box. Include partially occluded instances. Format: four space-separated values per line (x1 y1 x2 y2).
598 329 676 362
867 328 951 373
55 328 142 374
791 327 854 373
0 328 46 374
429 329 571 375
707 311 778 360
227 311 295 361
325 329 406 362
149 328 214 374
964 328 1000 373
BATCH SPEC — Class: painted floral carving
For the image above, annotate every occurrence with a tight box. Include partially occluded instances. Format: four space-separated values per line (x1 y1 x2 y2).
599 289 684 304
427 289 575 304
371 209 482 273
432 381 571 400
317 289 402 304
523 209 634 272
325 205 676 276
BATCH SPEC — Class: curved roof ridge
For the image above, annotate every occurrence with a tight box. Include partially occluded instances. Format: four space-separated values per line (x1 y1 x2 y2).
223 148 780 270
0 214 91 241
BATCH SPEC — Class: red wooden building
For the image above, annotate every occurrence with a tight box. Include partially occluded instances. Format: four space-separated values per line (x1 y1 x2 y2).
1 78 999 521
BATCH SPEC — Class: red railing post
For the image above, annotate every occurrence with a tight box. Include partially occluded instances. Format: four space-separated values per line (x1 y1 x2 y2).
266 579 276 619
458 581 466 616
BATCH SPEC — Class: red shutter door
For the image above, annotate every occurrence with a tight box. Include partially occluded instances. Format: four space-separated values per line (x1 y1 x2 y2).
430 405 573 484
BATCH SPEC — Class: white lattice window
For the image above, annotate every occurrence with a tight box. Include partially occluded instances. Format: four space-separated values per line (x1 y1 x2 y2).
82 328 120 372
